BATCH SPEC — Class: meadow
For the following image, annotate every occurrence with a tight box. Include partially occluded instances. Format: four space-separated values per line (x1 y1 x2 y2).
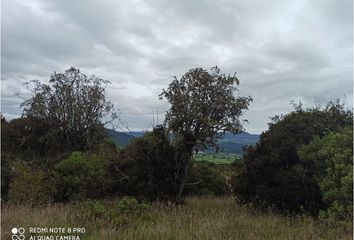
195 153 241 164
2 196 350 240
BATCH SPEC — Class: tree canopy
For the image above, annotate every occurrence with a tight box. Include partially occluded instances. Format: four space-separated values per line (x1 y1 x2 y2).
19 67 118 155
160 66 252 201
160 66 252 151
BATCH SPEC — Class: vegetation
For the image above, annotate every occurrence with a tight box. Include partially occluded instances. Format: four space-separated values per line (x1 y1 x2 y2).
52 151 112 202
7 161 51 205
111 127 179 202
195 152 241 164
298 128 353 229
2 197 351 240
160 66 252 201
20 67 118 157
1 67 352 238
233 101 352 229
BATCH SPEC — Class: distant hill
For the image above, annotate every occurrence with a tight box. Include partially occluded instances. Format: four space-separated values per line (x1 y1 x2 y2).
220 132 260 144
106 129 259 153
126 131 145 138
203 132 259 154
105 129 135 146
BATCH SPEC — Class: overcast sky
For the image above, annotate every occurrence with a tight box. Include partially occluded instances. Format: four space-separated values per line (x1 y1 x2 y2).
1 0 353 133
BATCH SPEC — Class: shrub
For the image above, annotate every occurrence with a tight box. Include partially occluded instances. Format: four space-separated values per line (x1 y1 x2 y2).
53 151 111 202
82 197 149 226
186 162 228 196
112 127 179 202
115 196 149 215
299 128 353 229
8 161 51 205
84 200 107 219
233 101 352 215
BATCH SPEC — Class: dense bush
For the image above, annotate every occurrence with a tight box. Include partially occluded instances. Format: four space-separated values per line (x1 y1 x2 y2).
111 127 179 202
53 151 112 202
186 162 228 196
298 128 353 229
8 161 52 205
82 197 149 226
233 101 352 215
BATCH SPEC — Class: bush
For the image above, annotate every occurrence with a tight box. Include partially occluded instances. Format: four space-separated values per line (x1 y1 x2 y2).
53 151 111 202
299 128 353 229
8 161 52 205
82 197 149 226
84 200 107 219
115 196 149 215
186 162 228 196
233 101 352 215
111 127 179 202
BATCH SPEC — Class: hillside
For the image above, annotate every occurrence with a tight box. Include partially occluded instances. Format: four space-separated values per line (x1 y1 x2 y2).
105 129 136 146
106 129 259 153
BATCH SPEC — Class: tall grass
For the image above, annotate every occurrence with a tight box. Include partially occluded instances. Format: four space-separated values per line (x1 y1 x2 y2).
2 196 351 240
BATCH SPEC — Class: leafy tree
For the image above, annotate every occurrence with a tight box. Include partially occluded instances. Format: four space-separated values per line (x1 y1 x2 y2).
233 101 352 215
1 117 55 160
19 67 118 156
160 67 252 201
299 128 353 229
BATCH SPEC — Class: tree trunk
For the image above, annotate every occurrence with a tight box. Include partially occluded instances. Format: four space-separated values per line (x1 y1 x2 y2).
176 144 193 203
177 161 189 203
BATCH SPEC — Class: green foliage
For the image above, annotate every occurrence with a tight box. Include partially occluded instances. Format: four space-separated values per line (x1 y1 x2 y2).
186 162 228 196
160 66 252 151
53 151 111 202
1 117 57 160
115 196 149 215
299 128 353 229
195 153 241 164
8 161 52 205
111 127 179 202
1 152 13 201
160 66 252 200
84 200 107 219
82 197 149 226
3 197 351 240
233 101 352 215
19 67 118 156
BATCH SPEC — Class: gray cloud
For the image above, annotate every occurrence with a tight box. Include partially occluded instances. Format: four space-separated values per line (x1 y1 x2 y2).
1 0 352 133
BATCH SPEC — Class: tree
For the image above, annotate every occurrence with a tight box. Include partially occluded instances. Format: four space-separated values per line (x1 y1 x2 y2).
233 101 352 215
160 67 252 201
19 67 118 156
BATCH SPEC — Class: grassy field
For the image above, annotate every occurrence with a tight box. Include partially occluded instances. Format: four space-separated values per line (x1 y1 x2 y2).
195 153 241 164
2 196 351 240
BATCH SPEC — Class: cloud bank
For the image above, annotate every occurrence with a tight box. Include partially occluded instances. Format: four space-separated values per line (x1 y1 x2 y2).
1 0 352 133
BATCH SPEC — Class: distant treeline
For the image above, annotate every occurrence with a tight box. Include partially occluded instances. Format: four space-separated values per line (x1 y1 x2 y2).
1 67 352 231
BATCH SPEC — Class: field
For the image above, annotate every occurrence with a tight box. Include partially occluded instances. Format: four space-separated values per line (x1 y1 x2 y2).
195 153 241 164
2 196 351 240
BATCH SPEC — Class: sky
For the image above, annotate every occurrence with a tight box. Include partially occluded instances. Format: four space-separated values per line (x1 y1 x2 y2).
1 0 353 134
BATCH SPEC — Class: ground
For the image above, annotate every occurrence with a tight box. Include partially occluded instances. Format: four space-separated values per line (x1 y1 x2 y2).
2 196 351 240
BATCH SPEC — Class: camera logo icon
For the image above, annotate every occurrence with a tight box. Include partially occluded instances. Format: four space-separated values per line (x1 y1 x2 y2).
11 227 25 240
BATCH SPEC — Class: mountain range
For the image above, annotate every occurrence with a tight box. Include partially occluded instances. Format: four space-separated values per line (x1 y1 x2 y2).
106 129 259 154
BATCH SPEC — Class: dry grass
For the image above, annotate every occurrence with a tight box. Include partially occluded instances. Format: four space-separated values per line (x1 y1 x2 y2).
2 196 352 240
